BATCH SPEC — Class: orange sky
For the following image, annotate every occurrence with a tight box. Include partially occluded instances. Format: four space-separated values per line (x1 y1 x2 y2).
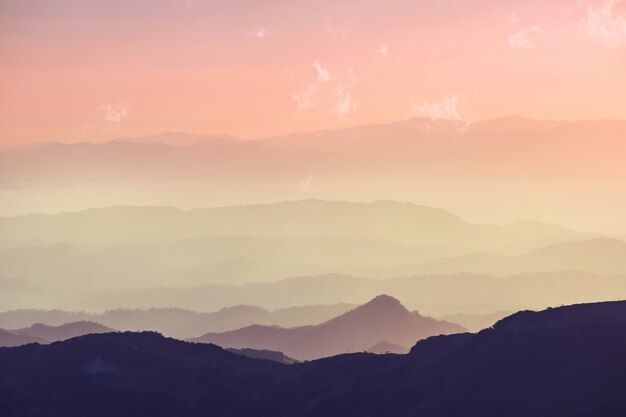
1 0 626 147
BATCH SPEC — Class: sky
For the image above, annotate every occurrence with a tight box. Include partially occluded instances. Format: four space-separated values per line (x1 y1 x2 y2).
1 0 626 147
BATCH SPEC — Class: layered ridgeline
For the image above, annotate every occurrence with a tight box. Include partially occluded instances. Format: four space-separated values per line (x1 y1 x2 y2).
1 301 625 416
0 321 113 347
0 304 357 340
4 270 626 317
190 295 464 360
0 296 462 356
2 117 625 182
2 200 624 314
0 200 597 291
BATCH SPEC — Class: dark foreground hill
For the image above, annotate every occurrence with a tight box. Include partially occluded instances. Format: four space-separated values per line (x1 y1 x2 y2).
1 301 626 417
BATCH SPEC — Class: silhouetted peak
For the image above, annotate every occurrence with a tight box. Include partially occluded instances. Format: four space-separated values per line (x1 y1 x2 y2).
365 295 402 308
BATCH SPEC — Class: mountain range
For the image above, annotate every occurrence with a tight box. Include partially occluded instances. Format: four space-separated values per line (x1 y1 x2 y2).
2 117 626 183
0 304 355 339
191 295 465 360
0 321 112 347
1 300 625 416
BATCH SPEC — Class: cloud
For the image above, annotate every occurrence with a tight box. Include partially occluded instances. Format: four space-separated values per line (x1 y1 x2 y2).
332 85 356 119
377 45 389 59
292 62 357 119
326 21 353 38
411 96 470 132
509 13 520 26
98 103 130 128
247 27 273 39
584 0 626 48
300 174 313 192
313 61 330 83
412 96 463 121
509 26 542 49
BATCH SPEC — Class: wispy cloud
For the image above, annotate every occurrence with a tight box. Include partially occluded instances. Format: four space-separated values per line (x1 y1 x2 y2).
98 103 130 128
509 26 542 49
411 96 470 132
292 62 357 119
377 45 389 59
326 21 353 39
247 27 273 39
584 0 626 48
300 174 313 192
412 96 463 121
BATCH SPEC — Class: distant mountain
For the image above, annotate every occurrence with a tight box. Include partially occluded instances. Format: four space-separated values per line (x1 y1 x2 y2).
191 295 464 360
438 311 512 332
2 117 625 183
0 304 356 339
226 348 299 365
370 237 626 277
2 301 626 416
67 270 626 316
0 328 47 347
366 340 408 354
13 321 114 343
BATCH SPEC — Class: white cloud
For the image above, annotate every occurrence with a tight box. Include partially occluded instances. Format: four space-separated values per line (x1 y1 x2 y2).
509 26 542 49
584 0 626 48
247 27 273 39
313 61 331 83
292 62 357 119
300 174 313 192
377 45 389 59
412 96 463 121
98 103 130 128
411 96 470 132
332 85 356 119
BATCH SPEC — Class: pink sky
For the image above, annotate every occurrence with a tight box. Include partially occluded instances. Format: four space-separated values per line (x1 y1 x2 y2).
1 0 626 147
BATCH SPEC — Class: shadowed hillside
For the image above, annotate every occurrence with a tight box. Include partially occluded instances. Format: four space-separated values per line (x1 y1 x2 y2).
1 301 625 416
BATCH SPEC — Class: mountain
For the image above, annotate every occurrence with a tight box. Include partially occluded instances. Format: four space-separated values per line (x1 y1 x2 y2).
0 328 47 347
2 117 625 183
0 304 356 339
226 348 299 365
190 295 465 360
1 301 626 416
366 340 409 354
438 311 512 332
370 237 626 277
13 321 114 343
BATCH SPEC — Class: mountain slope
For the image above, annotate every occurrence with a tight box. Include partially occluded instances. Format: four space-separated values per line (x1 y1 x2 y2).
1 301 626 416
191 295 464 360
14 321 115 343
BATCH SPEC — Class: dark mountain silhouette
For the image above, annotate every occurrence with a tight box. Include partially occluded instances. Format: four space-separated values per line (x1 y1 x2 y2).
191 295 464 360
1 301 626 416
13 321 114 343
